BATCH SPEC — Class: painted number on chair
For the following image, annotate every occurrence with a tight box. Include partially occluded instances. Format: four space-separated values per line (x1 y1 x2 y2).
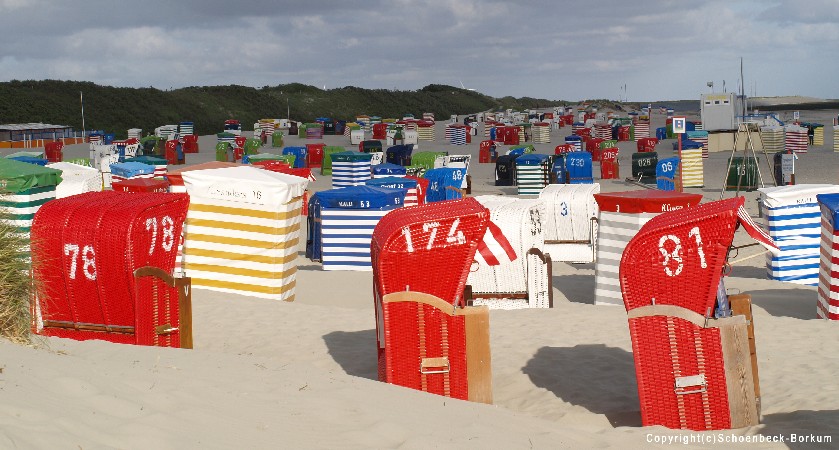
658 226 707 277
145 215 176 255
64 243 96 281
560 201 569 216
661 161 674 172
402 219 465 252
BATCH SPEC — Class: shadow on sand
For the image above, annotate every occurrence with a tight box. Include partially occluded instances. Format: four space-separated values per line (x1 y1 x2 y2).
322 329 378 380
758 409 838 449
523 344 641 427
739 287 819 320
553 273 596 304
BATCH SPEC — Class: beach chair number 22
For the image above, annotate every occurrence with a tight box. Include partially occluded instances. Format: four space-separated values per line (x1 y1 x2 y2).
401 218 466 252
658 226 707 276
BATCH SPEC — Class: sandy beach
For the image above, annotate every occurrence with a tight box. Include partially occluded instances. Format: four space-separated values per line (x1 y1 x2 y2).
2 105 838 449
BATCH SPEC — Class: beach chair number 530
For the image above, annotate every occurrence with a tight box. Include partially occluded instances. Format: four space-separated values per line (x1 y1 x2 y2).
401 218 466 252
658 226 707 276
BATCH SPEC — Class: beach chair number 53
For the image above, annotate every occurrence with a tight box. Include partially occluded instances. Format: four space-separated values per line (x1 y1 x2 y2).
658 226 707 276
401 218 466 252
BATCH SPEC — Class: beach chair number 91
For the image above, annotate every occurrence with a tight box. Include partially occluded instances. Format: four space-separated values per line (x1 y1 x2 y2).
658 226 707 277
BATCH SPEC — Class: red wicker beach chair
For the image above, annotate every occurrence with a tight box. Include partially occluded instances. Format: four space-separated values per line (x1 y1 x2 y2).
30 192 192 348
619 196 776 430
371 198 493 403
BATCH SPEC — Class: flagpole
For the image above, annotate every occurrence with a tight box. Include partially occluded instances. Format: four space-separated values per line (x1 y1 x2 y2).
80 91 86 141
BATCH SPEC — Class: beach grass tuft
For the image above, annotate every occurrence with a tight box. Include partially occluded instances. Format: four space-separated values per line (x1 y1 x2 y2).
0 205 34 345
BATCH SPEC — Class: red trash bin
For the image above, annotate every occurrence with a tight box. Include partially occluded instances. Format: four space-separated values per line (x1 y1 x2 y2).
45 141 64 163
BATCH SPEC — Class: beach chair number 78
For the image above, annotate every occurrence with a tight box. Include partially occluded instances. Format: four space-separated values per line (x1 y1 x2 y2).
658 226 708 277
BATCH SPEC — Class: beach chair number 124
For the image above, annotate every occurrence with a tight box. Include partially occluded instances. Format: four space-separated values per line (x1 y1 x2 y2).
658 226 707 277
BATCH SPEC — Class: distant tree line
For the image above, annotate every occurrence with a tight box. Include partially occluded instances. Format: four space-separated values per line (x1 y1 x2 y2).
0 80 569 139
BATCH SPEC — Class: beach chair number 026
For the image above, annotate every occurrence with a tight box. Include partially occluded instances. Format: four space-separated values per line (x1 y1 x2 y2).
658 226 707 277
401 218 466 252
64 215 177 281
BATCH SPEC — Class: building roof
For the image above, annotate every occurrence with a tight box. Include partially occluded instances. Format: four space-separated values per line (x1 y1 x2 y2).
0 123 72 131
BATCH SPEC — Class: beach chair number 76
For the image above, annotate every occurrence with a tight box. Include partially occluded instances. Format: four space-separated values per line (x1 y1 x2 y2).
658 226 708 277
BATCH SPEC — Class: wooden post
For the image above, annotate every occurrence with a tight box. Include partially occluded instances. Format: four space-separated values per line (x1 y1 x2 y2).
730 293 760 413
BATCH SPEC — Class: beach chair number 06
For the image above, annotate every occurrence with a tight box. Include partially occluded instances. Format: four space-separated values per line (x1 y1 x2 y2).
64 243 97 281
145 215 176 255
661 161 674 172
401 218 466 253
658 226 707 277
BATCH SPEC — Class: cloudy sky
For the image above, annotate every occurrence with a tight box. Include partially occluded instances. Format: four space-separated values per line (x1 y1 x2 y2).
2 0 838 101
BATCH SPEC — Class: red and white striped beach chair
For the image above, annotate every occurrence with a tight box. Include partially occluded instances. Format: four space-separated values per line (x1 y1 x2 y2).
619 196 777 430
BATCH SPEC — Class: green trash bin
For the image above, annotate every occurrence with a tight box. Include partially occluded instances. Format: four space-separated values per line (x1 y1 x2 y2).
297 123 307 139
726 156 759 191
321 146 345 175
631 152 658 184
271 131 284 148
410 151 447 170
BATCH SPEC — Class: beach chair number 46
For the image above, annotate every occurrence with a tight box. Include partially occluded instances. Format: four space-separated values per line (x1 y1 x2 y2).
658 226 707 276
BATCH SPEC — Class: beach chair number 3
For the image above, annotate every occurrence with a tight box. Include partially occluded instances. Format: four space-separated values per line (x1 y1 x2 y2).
658 226 707 277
